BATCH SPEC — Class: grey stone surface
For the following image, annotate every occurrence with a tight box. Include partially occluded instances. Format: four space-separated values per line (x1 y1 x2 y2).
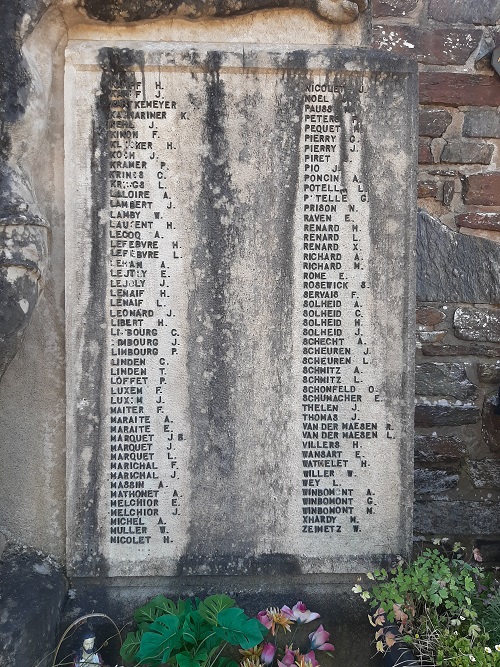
414 468 459 494
414 434 466 464
415 362 477 400
441 140 494 165
422 343 500 357
0 546 67 667
466 459 500 490
478 361 500 383
454 306 500 343
65 43 416 577
415 500 500 535
82 0 369 22
414 402 481 427
0 0 50 381
483 391 500 453
418 110 453 138
428 0 500 25
463 108 500 138
416 210 500 303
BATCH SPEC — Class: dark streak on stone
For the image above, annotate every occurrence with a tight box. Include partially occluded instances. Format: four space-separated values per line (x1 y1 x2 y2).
83 0 332 23
185 51 238 560
73 47 144 576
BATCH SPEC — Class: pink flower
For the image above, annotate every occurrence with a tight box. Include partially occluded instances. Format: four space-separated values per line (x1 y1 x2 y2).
261 644 276 665
295 652 320 667
278 648 296 667
303 651 320 667
308 626 334 651
280 606 295 620
290 602 320 624
257 611 272 630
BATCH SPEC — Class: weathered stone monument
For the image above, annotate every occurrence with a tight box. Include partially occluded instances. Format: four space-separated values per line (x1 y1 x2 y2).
66 39 416 578
0 0 417 664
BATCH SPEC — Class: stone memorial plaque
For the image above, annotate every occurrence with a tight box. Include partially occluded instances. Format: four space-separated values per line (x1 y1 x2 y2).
65 42 417 577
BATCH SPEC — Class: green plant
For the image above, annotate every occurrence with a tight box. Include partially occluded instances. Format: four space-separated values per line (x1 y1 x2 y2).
353 542 500 665
121 595 268 667
482 588 500 646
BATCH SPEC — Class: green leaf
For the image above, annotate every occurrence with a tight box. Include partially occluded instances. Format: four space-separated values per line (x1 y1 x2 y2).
182 610 214 646
198 595 236 626
214 608 268 649
214 659 239 667
134 595 183 625
120 630 143 664
136 614 182 666
177 652 202 667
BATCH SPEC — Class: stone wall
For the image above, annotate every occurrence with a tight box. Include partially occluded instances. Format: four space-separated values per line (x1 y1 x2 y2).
373 0 500 562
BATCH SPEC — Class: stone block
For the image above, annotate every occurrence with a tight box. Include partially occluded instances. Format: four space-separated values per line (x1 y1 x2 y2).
414 402 481 427
417 330 447 344
420 73 500 107
415 500 500 535
463 108 500 138
463 172 500 205
419 109 452 137
414 434 466 464
372 25 418 56
418 137 433 164
417 180 438 198
422 343 500 357
441 140 493 165
416 307 445 327
483 392 500 453
428 0 500 25
372 0 418 17
478 361 500 383
417 210 500 303
453 306 500 343
418 28 482 65
374 26 481 65
414 468 459 494
467 459 500 489
442 180 454 206
455 212 500 232
0 546 67 667
415 363 477 400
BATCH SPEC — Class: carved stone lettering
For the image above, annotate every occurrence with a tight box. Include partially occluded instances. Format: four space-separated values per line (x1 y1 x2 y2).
65 44 416 577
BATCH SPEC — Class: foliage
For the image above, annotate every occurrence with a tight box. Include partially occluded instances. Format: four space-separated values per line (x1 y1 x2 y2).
435 630 500 667
482 587 500 646
353 542 500 665
121 595 268 667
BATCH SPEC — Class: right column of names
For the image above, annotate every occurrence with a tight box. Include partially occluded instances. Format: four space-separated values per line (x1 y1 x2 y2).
301 78 385 538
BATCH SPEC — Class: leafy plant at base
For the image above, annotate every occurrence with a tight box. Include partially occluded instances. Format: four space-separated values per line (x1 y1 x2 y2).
353 542 500 666
482 587 500 646
121 595 268 667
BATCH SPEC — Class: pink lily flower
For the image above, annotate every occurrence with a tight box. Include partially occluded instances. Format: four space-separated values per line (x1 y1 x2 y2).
291 602 320 624
279 648 296 667
257 611 272 630
303 651 320 667
280 606 295 620
308 626 334 651
261 644 277 665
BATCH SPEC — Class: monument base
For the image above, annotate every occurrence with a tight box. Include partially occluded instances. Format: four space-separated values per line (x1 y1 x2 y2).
60 576 383 667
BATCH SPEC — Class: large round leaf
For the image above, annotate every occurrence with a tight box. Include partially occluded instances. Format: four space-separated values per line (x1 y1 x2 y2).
213 608 268 649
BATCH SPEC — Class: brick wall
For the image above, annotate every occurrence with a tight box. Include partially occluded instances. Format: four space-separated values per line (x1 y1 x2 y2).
372 0 500 562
